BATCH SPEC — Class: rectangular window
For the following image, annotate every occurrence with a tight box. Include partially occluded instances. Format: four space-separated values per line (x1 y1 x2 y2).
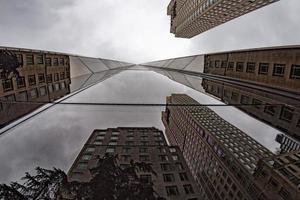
259 63 269 74
5 94 16 101
47 74 53 83
112 131 120 135
59 58 65 66
273 64 285 77
215 60 220 68
236 62 244 72
105 147 115 154
26 54 34 65
121 155 131 162
176 163 184 170
60 72 65 80
38 73 45 83
48 85 53 93
161 163 172 171
139 147 148 153
166 186 179 196
108 141 117 145
2 79 13 92
39 86 47 96
77 163 88 170
240 95 250 105
139 155 150 162
172 155 179 161
290 65 300 79
53 58 59 66
169 147 176 153
54 73 59 82
16 54 23 64
123 147 130 153
221 61 227 68
28 75 36 86
16 77 26 88
183 184 194 194
246 62 255 73
163 174 175 182
140 175 152 184
264 104 276 116
227 62 234 70
16 91 27 101
82 154 92 161
29 88 38 98
179 172 189 181
54 83 60 91
280 106 294 122
160 155 169 161
231 92 239 102
45 58 52 66
36 55 44 64
252 99 262 109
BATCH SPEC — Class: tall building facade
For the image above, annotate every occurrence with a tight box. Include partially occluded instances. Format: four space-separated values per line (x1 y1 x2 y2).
68 127 201 200
167 0 279 38
0 47 71 128
162 94 300 200
275 134 300 153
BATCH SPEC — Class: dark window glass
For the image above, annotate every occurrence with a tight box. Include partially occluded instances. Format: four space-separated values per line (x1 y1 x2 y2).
246 62 255 73
279 188 290 200
28 75 36 86
166 186 179 196
161 163 172 171
36 55 44 64
215 60 220 68
26 54 34 65
264 104 276 116
183 184 194 194
16 77 26 88
240 95 250 104
252 99 262 109
60 72 65 80
231 92 239 102
140 175 152 184
38 73 45 83
139 155 149 161
53 58 59 66
209 61 213 68
16 54 23 64
139 147 147 153
176 163 184 170
45 58 52 66
47 74 53 83
280 106 294 122
179 172 189 181
59 58 65 65
273 64 285 77
221 61 227 68
259 63 269 74
54 73 59 82
227 62 234 70
163 174 175 182
236 62 244 72
290 65 300 79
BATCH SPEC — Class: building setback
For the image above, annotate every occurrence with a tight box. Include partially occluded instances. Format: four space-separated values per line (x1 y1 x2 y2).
162 93 300 200
68 127 201 200
167 0 279 38
0 47 71 128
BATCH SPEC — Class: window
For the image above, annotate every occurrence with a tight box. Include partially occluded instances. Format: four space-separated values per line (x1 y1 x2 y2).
179 172 189 181
139 155 149 162
16 77 26 88
54 83 60 91
246 62 255 73
290 65 300 79
159 147 166 153
139 147 147 153
172 155 179 161
183 184 194 194
2 79 13 92
94 141 102 145
54 73 59 82
236 62 244 72
169 147 176 153
108 141 117 145
279 188 290 200
82 154 92 161
264 104 276 116
28 75 36 86
16 54 23 64
160 155 169 161
5 94 15 101
127 135 134 140
273 64 285 76
47 74 53 83
38 73 45 83
161 163 172 171
252 99 262 109
96 135 104 140
231 92 239 102
60 72 65 80
221 61 227 68
36 55 44 64
280 106 294 122
45 58 51 66
48 85 53 93
125 141 134 146
215 60 220 68
227 62 234 70
123 147 130 153
39 87 47 96
17 91 27 101
86 147 95 152
29 89 38 98
26 54 34 65
110 136 118 140
105 147 115 153
240 95 250 105
112 131 120 135
59 58 65 65
176 163 184 170
53 58 59 66
61 82 66 89
163 174 175 182
259 63 269 74
140 175 152 184
140 135 148 140
141 141 149 146
77 163 87 170
166 186 179 196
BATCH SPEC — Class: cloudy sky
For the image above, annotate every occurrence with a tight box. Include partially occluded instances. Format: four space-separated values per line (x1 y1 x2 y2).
0 0 299 63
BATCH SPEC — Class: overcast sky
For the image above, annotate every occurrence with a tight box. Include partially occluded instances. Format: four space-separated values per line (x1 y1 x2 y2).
0 0 299 63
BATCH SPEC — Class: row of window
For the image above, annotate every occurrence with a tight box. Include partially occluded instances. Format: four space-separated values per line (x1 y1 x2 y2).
208 60 300 79
95 130 162 136
2 72 67 92
18 54 68 66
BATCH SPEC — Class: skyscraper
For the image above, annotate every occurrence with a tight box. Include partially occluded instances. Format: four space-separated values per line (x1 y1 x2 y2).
162 93 300 200
68 127 201 200
167 0 280 38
